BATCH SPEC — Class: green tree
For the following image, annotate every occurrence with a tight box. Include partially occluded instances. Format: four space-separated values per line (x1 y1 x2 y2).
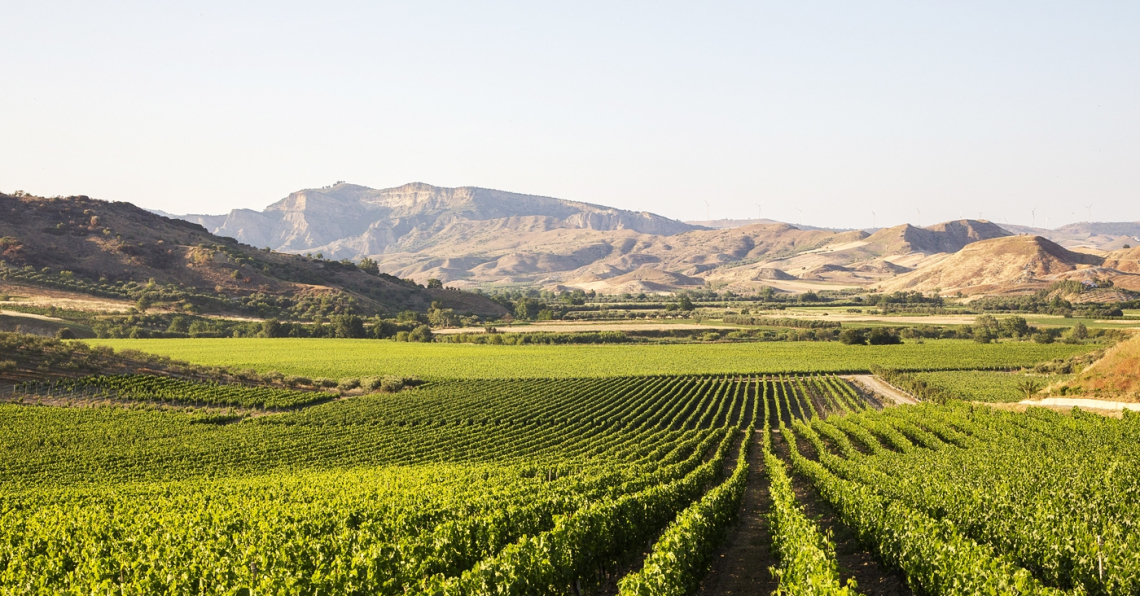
397 310 427 324
259 318 282 338
515 297 543 320
331 315 366 338
867 327 901 345
678 295 694 311
426 278 444 289
409 324 434 342
973 315 1000 342
167 316 190 334
838 328 867 345
1000 316 1030 339
358 257 379 275
1066 322 1088 342
428 303 459 328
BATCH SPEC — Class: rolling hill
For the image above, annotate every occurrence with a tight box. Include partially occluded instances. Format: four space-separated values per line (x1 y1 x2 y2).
0 192 506 318
875 235 1140 295
997 221 1140 251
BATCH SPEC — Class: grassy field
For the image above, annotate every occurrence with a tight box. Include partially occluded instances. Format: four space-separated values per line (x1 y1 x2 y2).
910 370 1071 403
86 338 1095 380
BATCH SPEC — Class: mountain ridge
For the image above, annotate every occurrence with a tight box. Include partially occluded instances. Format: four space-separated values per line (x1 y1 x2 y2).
151 182 1140 295
178 182 700 257
159 182 1026 292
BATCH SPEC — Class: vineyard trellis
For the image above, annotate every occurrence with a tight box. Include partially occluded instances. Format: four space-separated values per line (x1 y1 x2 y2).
1 371 1136 595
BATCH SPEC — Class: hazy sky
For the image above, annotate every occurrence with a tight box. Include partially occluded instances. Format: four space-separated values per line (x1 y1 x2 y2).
3 2 1138 229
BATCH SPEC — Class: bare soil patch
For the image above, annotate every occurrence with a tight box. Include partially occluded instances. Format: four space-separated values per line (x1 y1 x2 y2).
0 282 133 312
771 431 913 595
846 375 917 405
697 431 779 596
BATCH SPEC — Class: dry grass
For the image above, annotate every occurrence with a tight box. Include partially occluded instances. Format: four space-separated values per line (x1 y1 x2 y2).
1058 334 1140 401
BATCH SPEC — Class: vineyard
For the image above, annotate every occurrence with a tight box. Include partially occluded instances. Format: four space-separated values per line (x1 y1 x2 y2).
1 365 1136 594
86 337 1095 379
907 370 1072 403
11 374 335 409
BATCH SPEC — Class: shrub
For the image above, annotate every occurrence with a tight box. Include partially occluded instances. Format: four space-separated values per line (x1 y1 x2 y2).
379 376 407 393
284 375 311 388
409 325 434 343
838 328 867 345
867 327 901 345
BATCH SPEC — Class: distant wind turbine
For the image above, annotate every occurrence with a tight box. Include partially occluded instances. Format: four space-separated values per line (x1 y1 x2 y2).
915 208 921 226
871 210 876 229
1031 208 1037 228
794 207 803 227
704 200 710 222
1084 203 1093 223
754 203 762 221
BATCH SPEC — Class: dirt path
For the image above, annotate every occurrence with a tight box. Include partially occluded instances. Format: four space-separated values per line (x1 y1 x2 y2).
1019 397 1140 411
771 431 913 596
696 430 779 596
846 375 917 406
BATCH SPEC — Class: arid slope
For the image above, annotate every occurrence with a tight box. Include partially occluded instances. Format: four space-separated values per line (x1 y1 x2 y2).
0 193 505 316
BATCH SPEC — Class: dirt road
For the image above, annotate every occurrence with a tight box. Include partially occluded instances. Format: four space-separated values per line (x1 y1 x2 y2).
1020 397 1140 411
845 374 917 405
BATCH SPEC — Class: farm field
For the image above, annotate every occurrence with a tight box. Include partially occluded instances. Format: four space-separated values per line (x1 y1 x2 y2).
85 338 1094 380
0 375 796 593
909 370 1072 403
3 369 1138 595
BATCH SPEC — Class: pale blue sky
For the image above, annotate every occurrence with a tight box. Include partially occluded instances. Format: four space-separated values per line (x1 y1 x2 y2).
2 1 1137 228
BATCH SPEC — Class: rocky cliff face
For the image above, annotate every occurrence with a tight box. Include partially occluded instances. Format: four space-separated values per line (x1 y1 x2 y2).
180 182 699 258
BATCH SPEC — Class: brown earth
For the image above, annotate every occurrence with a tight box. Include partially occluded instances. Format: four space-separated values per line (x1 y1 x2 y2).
875 235 1140 295
1056 334 1140 400
770 431 914 595
697 431 780 596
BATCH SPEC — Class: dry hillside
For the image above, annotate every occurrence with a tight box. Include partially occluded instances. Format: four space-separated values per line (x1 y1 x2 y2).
1055 335 1140 401
876 235 1140 295
0 193 505 317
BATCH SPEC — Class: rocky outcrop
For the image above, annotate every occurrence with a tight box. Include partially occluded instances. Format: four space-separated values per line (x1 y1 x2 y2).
175 182 698 259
